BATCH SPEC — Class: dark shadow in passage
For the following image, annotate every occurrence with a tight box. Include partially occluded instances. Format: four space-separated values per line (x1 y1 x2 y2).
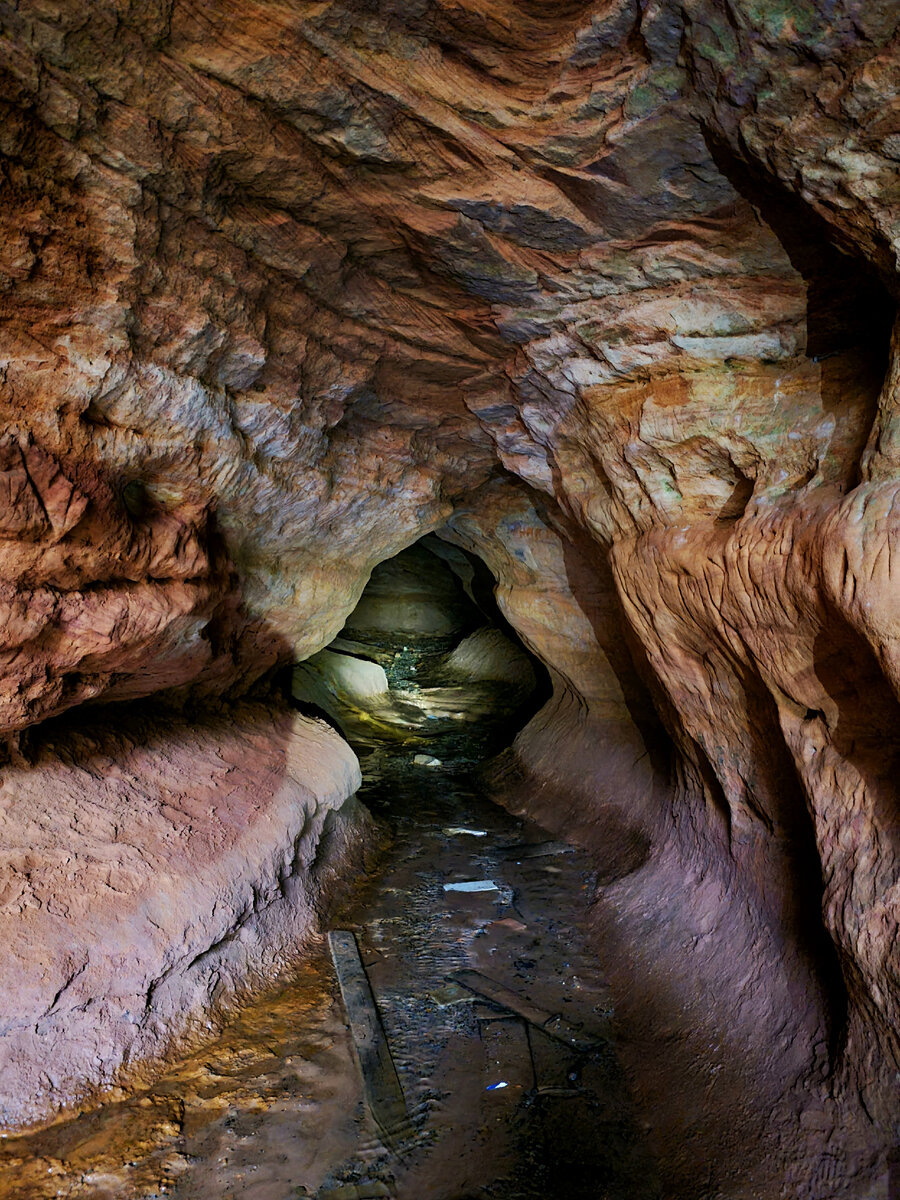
286 534 554 778
813 615 900 862
703 134 896 448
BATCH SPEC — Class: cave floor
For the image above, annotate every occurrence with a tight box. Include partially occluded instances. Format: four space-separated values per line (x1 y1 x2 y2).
0 649 659 1200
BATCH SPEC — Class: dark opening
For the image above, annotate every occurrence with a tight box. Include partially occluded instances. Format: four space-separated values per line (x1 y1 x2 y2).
289 534 552 797
702 134 896 493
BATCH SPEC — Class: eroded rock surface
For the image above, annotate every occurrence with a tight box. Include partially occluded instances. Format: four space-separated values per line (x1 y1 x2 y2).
0 701 368 1130
0 0 899 1193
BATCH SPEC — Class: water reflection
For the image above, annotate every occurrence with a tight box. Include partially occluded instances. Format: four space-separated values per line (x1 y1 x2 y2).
0 548 657 1200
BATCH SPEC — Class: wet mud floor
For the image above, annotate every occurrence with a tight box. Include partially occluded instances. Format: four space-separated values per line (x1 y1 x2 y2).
0 638 659 1200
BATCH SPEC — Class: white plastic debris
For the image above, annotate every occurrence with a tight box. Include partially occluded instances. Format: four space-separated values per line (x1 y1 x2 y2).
443 879 500 893
429 981 475 1007
442 826 487 837
485 1081 508 1091
412 754 442 767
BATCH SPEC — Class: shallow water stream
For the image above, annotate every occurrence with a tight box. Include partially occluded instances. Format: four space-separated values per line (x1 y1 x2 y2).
0 638 658 1200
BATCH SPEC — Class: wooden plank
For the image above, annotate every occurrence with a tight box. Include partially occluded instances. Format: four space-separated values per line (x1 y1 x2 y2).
328 930 412 1150
450 968 606 1054
496 840 575 860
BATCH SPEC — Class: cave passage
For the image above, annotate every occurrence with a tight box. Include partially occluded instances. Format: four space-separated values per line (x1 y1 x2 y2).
279 537 659 1198
290 535 551 779
0 542 660 1199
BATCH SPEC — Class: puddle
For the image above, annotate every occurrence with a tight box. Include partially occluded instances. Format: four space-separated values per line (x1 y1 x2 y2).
0 633 659 1200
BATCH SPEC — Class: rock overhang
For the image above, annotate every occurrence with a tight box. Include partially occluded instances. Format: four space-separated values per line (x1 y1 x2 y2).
0 1 899 1191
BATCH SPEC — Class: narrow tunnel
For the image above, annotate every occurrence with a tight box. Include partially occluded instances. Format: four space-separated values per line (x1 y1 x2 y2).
3 2 900 1198
284 536 657 1199
290 535 551 777
0 531 661 1199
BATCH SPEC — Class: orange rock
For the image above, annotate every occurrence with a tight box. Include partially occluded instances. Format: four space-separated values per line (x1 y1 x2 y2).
0 0 898 1189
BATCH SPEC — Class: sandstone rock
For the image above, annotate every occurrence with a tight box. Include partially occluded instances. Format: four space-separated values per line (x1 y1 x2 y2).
0 701 368 1130
341 543 475 640
445 626 536 690
0 0 898 1192
294 649 391 708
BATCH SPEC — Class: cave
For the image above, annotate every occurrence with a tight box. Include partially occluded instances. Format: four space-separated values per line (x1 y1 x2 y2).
290 536 549 762
1 2 900 1198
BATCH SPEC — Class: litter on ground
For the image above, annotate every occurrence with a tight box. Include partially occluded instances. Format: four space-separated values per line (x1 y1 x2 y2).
442 879 500 893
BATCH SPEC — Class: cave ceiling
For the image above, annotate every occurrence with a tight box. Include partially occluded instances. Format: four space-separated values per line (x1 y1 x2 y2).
2 0 898 729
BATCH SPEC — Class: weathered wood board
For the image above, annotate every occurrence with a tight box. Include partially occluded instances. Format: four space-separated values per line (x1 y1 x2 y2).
328 929 412 1150
451 968 606 1054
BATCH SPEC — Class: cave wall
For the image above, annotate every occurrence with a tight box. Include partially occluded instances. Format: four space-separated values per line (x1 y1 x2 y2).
1 0 899 1192
0 702 372 1129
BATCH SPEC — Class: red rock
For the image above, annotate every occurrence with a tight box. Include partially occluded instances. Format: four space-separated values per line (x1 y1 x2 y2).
0 0 897 1191
0 700 369 1130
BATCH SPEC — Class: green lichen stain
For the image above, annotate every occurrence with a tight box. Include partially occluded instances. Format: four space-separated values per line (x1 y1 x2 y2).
744 0 820 42
652 66 687 101
624 64 688 121
624 83 658 121
690 14 739 68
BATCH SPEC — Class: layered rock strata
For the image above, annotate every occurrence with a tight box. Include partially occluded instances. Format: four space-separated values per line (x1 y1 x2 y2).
0 0 898 1193
0 701 368 1130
